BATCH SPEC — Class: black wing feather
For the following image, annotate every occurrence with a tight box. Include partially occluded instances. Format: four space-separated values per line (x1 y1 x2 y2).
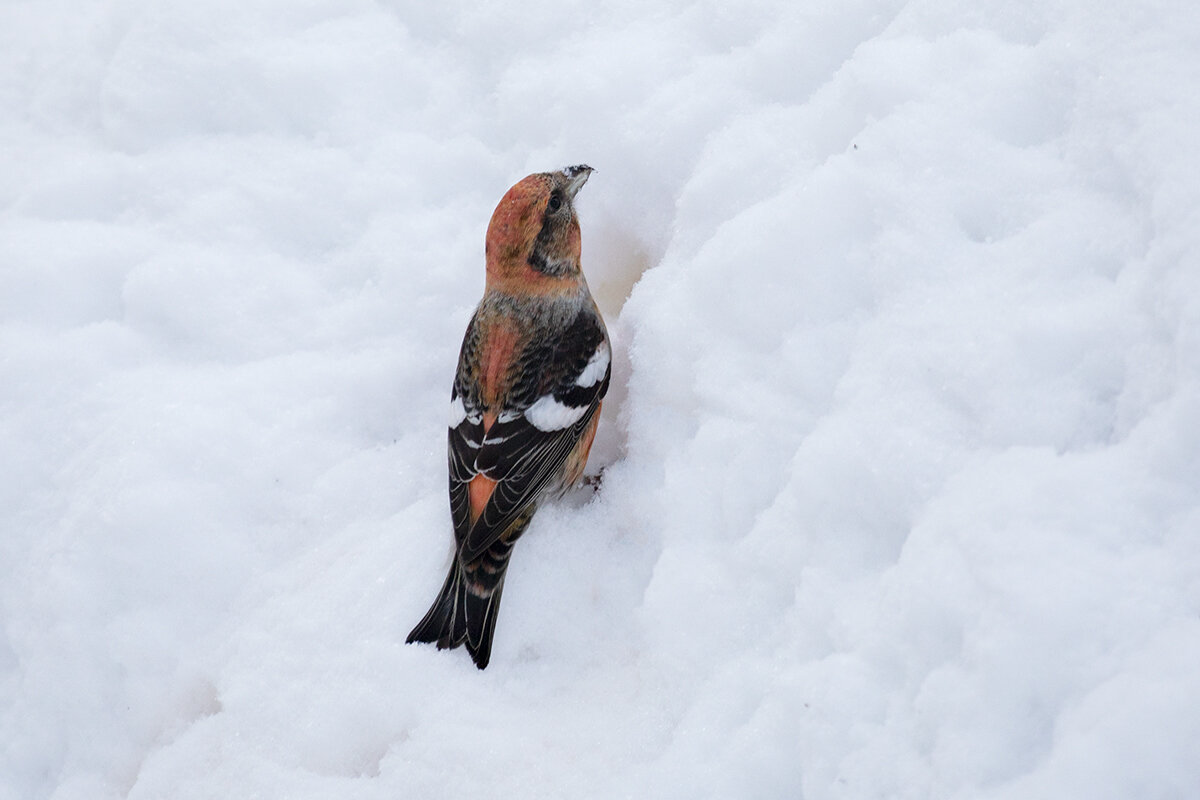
450 307 609 563
448 418 482 546
461 399 601 561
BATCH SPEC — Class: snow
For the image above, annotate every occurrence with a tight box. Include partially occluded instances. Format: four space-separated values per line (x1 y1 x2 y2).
3 1 1200 798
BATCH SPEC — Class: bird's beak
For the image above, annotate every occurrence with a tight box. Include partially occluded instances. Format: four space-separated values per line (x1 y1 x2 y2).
562 165 594 199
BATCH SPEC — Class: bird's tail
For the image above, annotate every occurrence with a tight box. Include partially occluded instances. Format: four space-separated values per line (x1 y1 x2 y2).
406 556 507 670
406 558 468 650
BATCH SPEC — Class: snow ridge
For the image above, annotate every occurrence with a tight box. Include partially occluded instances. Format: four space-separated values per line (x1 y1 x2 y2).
2 2 1199 799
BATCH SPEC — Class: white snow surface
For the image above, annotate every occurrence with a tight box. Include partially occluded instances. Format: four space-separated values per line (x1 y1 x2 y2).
3 2 1200 798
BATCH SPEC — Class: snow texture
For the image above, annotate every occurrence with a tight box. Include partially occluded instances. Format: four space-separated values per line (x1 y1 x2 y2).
3 1 1200 799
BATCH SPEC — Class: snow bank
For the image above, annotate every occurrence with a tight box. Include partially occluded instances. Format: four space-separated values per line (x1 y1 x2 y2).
2 1 1198 798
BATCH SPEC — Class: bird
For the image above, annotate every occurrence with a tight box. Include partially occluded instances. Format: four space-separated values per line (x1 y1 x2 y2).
406 165 611 669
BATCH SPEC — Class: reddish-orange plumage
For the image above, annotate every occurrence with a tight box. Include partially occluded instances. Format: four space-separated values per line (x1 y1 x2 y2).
480 322 518 408
485 174 585 297
467 474 497 526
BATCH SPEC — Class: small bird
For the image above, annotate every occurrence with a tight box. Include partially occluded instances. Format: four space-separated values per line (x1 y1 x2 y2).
407 165 611 669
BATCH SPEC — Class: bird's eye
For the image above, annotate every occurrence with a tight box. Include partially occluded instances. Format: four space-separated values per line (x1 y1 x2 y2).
547 192 563 213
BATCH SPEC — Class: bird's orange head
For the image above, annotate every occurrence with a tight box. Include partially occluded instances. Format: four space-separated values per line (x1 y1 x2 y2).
484 165 593 293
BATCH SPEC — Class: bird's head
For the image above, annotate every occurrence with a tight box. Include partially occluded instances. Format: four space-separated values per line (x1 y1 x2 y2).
484 165 593 292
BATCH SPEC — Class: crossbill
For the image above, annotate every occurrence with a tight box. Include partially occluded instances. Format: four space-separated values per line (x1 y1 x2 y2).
407 165 611 669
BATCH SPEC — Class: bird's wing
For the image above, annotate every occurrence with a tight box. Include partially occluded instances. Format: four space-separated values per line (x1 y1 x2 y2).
458 312 610 562
448 392 484 548
448 312 487 548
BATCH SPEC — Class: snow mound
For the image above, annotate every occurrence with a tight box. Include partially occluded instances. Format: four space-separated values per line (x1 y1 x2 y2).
2 2 1199 798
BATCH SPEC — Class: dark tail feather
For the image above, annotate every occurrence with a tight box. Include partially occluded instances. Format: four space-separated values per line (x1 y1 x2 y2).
463 576 506 670
406 557 506 670
406 559 467 650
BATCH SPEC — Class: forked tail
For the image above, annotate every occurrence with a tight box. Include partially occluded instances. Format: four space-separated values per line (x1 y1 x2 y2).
406 556 506 670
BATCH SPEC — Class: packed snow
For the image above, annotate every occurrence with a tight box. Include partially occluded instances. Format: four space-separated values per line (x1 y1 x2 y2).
3 1 1200 798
